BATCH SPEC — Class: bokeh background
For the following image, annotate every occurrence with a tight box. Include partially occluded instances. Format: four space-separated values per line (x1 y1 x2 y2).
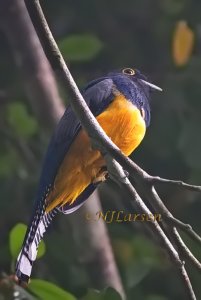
0 0 201 299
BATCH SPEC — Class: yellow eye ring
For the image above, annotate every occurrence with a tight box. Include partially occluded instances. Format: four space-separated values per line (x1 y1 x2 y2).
122 68 135 75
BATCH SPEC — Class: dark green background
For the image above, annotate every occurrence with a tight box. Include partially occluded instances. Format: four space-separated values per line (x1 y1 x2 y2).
0 0 201 299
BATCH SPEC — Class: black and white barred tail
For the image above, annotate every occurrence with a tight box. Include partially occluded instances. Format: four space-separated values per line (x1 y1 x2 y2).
16 206 59 283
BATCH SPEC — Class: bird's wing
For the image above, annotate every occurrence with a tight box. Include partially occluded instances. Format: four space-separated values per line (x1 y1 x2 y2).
16 77 114 282
37 77 113 197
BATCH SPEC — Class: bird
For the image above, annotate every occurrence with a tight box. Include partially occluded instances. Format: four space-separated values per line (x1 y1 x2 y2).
15 67 162 283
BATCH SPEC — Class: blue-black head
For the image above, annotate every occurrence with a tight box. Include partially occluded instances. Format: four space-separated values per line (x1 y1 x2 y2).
108 67 162 127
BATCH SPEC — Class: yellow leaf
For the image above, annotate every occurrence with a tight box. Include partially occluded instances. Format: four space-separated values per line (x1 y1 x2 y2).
172 21 194 66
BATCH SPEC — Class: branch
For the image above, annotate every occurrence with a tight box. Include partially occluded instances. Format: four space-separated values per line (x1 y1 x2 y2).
167 216 201 246
0 274 36 300
68 190 125 296
0 0 63 130
171 228 201 272
26 1 201 201
149 176 201 192
25 1 201 299
104 157 197 300
146 186 201 269
0 0 125 298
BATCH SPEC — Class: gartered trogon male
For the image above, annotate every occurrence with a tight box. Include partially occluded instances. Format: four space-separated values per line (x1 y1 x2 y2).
16 67 161 283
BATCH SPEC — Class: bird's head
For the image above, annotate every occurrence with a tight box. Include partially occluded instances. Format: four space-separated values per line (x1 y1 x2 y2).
108 67 162 127
120 67 162 92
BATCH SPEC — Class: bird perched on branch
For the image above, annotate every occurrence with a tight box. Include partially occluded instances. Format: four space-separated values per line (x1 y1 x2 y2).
16 67 161 283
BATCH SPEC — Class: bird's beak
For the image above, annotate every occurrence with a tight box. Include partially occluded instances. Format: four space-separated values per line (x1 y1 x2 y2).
140 79 162 92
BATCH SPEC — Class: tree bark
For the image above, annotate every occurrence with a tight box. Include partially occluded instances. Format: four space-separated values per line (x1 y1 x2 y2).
68 190 124 293
0 0 125 298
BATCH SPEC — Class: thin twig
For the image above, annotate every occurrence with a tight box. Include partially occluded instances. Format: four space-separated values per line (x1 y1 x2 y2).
179 265 197 300
0 0 125 297
141 184 201 275
23 1 201 299
104 155 180 257
149 176 201 192
171 227 201 272
145 185 201 246
105 156 196 300
167 217 201 246
26 1 201 196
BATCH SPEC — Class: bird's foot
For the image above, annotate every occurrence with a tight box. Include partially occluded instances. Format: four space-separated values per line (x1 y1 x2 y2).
93 166 109 184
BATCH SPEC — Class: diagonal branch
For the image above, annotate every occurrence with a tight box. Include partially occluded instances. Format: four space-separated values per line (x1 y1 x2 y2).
24 1 201 299
104 156 196 300
0 0 125 298
171 227 201 272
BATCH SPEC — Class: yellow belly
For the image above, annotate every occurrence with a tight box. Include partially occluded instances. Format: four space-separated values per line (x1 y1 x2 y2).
46 95 146 212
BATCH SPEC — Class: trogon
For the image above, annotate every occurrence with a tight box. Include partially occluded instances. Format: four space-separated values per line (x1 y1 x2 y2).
16 67 162 283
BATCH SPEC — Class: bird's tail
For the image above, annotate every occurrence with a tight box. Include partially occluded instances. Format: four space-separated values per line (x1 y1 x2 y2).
16 205 59 283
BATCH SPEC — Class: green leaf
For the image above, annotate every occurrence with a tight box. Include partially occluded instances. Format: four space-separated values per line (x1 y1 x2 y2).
0 149 17 177
7 102 38 138
9 223 46 260
59 34 103 62
28 279 76 300
37 238 46 259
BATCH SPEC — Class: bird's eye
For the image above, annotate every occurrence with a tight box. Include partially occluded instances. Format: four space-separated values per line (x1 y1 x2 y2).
122 68 135 75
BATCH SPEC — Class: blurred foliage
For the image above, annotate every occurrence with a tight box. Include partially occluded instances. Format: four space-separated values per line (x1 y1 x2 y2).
6 102 38 139
1 225 122 300
59 34 103 62
82 288 122 300
172 21 194 66
0 0 201 299
28 279 76 300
